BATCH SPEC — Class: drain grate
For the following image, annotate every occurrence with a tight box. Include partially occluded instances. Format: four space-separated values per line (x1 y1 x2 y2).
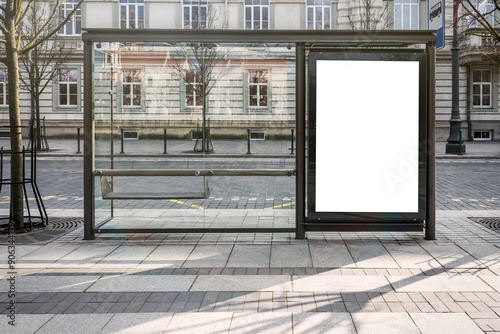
47 218 84 230
470 217 500 230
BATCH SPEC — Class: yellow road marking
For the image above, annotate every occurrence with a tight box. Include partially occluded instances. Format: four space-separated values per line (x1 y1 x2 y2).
265 202 295 210
168 199 185 204
168 199 203 209
478 204 492 208
0 195 57 204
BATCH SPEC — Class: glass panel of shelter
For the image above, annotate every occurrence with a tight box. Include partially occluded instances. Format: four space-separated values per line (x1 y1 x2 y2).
92 41 295 233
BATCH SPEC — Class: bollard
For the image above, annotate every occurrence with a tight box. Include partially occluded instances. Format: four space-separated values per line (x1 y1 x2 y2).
163 128 168 154
247 128 251 154
120 128 125 154
290 129 295 155
459 130 464 155
77 128 81 154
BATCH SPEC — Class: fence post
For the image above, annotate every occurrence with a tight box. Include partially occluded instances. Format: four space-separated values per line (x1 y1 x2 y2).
163 128 168 154
77 128 81 154
247 128 251 154
459 130 464 155
120 128 125 154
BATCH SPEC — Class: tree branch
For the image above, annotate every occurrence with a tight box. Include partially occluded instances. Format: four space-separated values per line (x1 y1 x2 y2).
20 0 83 56
15 0 33 28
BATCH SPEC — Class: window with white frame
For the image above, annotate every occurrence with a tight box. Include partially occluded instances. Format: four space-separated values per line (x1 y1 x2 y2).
468 0 495 28
183 0 207 29
307 0 331 30
245 0 269 30
122 70 141 107
120 0 145 29
472 69 492 108
185 71 203 107
394 0 419 30
0 69 7 106
249 70 268 108
59 0 81 35
59 69 78 107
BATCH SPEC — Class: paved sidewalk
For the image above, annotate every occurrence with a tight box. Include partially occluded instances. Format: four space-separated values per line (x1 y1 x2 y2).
1 210 500 333
2 137 498 158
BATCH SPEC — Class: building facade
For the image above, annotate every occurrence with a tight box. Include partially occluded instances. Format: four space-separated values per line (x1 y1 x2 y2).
0 0 499 140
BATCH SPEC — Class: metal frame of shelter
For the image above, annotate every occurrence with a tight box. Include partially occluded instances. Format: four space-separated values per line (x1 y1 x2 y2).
82 29 436 240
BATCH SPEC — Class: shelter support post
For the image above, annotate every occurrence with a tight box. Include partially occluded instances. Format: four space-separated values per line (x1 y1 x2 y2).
84 40 95 240
296 43 306 240
425 42 436 240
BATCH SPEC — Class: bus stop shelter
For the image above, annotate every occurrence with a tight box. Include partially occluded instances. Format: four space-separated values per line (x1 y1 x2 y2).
82 29 436 240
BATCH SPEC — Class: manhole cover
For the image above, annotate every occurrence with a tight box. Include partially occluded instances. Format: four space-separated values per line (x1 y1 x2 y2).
47 218 84 229
470 217 500 230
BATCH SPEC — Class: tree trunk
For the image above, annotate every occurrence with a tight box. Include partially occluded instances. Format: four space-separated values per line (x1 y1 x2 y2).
35 85 41 149
5 38 24 227
6 17 24 228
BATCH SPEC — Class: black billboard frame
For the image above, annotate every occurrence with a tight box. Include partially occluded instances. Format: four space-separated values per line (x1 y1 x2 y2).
306 50 427 223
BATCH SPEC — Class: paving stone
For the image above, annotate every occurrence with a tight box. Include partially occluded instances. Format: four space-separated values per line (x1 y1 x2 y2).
293 275 392 293
411 313 484 334
0 314 54 334
230 312 292 333
293 313 355 334
138 245 194 269
270 245 312 268
93 246 156 269
346 241 400 268
191 275 291 292
166 313 232 333
309 244 355 268
388 275 493 292
87 275 196 292
101 313 173 333
34 314 112 333
0 276 99 293
182 245 233 268
352 313 419 334
227 245 271 268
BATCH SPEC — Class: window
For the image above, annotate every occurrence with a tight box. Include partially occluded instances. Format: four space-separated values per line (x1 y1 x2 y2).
394 0 419 30
307 0 331 30
185 71 203 107
120 0 144 29
245 0 269 30
468 0 495 28
122 70 141 107
59 69 78 107
183 0 207 29
474 130 493 140
59 0 81 35
472 69 492 108
249 70 268 108
0 69 7 106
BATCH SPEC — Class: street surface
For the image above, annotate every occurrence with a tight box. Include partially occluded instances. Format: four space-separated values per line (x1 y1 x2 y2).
1 157 499 213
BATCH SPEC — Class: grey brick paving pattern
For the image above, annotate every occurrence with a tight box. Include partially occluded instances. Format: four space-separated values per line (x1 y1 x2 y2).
0 141 500 332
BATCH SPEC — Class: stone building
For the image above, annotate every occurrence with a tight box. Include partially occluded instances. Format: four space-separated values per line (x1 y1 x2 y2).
0 0 498 141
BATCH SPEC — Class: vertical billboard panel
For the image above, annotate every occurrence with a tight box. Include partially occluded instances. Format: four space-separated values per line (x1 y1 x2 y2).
307 52 427 222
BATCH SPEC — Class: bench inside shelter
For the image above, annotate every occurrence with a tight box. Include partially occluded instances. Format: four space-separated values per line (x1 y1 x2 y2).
95 169 295 200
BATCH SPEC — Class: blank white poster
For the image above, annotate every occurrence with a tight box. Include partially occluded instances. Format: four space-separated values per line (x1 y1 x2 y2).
315 60 419 213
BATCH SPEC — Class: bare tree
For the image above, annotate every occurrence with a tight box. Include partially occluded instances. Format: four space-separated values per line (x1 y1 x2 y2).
168 4 225 152
460 0 500 43
18 1 75 149
0 0 82 228
347 0 392 30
